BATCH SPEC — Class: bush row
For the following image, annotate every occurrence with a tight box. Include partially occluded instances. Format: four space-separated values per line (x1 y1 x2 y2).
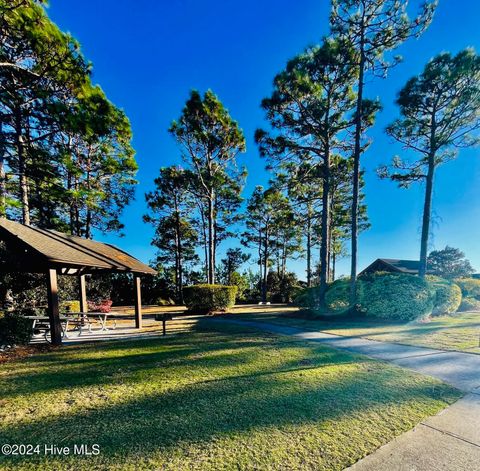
296 273 479 321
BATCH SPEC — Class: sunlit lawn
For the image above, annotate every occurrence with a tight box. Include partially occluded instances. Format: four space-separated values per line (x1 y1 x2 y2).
0 319 460 470
226 306 480 353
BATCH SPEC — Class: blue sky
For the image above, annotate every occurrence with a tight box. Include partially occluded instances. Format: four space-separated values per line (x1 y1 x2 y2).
47 0 480 278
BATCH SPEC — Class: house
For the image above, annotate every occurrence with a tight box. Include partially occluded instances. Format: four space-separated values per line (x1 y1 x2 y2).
359 258 423 276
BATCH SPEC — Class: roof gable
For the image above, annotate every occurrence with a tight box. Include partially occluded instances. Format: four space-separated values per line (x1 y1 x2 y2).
360 258 421 275
0 219 156 275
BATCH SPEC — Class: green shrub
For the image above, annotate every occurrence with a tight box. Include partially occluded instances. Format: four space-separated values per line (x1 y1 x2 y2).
453 278 480 300
359 273 435 321
295 279 363 315
0 313 34 346
229 272 249 301
325 278 365 313
183 284 237 314
426 276 462 316
295 287 321 310
60 300 80 313
458 297 480 312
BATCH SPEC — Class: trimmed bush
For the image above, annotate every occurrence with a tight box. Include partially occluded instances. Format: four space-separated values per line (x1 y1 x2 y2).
454 278 480 300
60 300 80 313
183 284 237 314
0 312 34 346
426 276 462 316
359 273 435 321
325 278 364 313
295 279 363 315
295 287 321 311
458 297 480 312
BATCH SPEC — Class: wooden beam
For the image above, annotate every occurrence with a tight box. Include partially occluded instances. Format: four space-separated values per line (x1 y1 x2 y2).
134 275 142 329
79 274 87 313
47 268 62 345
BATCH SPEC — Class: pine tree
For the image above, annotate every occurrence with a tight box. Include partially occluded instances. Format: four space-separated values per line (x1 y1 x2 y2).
170 90 246 284
144 166 199 302
256 38 359 307
379 49 480 277
330 0 437 302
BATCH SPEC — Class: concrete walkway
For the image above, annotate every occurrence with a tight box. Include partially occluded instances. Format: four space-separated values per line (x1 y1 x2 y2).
212 318 480 470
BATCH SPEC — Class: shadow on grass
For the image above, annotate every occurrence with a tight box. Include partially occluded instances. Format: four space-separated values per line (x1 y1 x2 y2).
0 361 457 468
1 334 302 400
227 312 480 340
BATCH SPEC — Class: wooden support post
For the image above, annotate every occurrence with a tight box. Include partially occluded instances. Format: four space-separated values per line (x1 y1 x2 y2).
79 274 87 313
134 275 142 329
47 268 62 345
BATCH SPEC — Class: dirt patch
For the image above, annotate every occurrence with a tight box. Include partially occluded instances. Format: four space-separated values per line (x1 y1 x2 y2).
0 344 54 364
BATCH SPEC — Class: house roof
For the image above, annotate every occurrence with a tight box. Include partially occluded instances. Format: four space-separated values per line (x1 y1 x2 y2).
360 258 421 275
0 218 156 275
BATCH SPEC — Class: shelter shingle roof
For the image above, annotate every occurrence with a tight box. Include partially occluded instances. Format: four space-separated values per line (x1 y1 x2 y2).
0 218 156 275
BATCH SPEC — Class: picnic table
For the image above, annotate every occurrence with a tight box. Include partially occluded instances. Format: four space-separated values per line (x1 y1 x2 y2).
26 311 117 341
25 315 69 341
67 312 117 335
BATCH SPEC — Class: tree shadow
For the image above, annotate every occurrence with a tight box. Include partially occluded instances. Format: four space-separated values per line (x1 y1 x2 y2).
0 320 460 469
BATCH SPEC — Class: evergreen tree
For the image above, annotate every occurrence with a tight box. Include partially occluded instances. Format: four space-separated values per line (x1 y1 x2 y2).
0 1 137 235
256 38 359 307
428 246 474 280
144 166 198 303
0 0 89 224
330 0 437 302
242 186 293 303
218 248 250 285
379 50 480 277
170 90 246 284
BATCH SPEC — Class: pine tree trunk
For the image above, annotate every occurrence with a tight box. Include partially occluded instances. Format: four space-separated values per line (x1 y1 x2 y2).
68 171 75 234
332 250 336 281
207 193 215 284
319 147 331 307
198 204 208 281
0 121 6 218
175 208 184 304
14 108 30 225
0 156 5 218
419 155 435 277
85 152 92 238
350 26 366 307
262 231 269 303
258 230 263 299
306 210 312 287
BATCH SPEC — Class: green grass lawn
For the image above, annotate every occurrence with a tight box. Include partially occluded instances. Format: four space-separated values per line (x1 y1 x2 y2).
0 320 460 470
227 308 480 353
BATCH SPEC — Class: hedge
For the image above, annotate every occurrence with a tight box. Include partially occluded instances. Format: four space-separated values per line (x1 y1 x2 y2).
426 276 462 316
294 279 363 315
183 284 237 314
325 278 365 313
295 287 321 311
458 297 480 312
454 278 480 300
0 312 34 346
359 273 435 321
